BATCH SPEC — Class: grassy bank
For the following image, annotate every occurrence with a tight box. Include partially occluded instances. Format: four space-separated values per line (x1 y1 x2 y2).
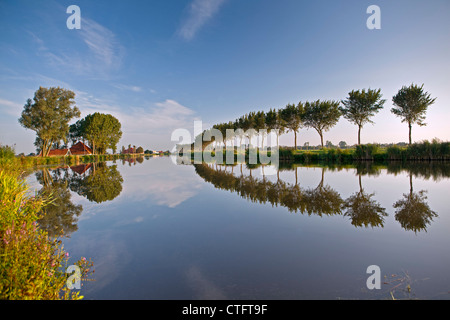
180 140 449 164
0 169 93 299
279 140 450 163
0 151 153 171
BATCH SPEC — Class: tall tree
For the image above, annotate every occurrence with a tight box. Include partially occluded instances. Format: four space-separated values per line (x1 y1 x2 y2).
254 111 267 148
280 102 304 150
81 113 122 154
340 88 385 145
243 112 256 149
19 87 80 156
303 100 341 148
391 84 436 145
275 109 286 147
265 108 279 148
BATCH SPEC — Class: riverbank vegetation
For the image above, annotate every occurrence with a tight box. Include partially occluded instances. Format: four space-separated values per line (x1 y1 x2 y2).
278 139 449 162
0 168 93 299
181 139 449 164
0 144 166 171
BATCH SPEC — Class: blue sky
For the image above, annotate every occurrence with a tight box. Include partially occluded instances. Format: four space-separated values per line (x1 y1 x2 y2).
1 0 449 154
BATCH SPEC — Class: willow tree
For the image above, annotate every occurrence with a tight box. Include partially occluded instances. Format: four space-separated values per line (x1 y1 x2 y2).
340 88 385 145
302 100 341 148
253 111 267 148
280 102 304 150
391 84 436 145
265 108 278 147
19 87 80 156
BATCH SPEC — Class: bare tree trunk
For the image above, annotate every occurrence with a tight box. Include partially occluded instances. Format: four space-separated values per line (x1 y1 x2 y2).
409 123 412 145
359 174 363 193
320 132 324 149
358 125 362 145
294 131 297 150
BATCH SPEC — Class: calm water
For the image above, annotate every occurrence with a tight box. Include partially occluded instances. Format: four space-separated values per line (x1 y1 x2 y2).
26 157 450 300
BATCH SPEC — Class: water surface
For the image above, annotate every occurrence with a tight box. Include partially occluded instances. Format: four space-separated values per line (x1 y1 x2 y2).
27 157 450 300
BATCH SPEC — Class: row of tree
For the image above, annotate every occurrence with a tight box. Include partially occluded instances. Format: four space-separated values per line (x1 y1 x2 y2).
210 84 436 149
19 87 123 156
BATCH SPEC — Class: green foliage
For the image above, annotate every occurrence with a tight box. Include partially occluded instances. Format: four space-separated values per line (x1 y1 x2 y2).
279 102 304 149
69 163 123 203
340 88 385 145
302 100 341 148
75 113 123 154
36 172 83 237
391 84 436 144
0 170 92 300
18 87 80 156
136 146 144 154
0 145 16 166
394 189 437 233
385 139 450 161
354 144 380 160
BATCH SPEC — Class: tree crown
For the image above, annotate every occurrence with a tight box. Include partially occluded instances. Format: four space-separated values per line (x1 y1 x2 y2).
391 84 436 126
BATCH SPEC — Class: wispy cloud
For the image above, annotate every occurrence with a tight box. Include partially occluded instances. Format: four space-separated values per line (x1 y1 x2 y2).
113 84 143 92
178 0 227 41
0 98 22 117
28 16 124 78
80 17 124 69
75 94 199 150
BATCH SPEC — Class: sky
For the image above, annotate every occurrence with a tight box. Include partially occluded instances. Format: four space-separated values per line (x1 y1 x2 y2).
0 0 449 154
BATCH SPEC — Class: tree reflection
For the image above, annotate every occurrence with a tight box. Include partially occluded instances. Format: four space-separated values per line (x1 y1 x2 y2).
36 168 82 237
393 174 437 233
194 161 441 233
69 162 123 203
194 163 343 217
302 168 344 217
343 173 388 228
34 162 124 237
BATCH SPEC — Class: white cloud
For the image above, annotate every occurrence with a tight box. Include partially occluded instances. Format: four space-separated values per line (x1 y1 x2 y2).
0 98 23 117
80 17 124 69
178 0 227 41
28 16 124 78
117 157 204 208
75 94 199 150
113 84 142 92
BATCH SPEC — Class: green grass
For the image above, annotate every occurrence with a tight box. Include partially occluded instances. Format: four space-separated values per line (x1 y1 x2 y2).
0 147 152 170
181 140 449 164
0 169 93 299
281 140 449 163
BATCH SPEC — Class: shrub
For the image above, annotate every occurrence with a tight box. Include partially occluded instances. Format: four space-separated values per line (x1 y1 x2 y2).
354 144 380 160
0 170 93 300
0 145 16 164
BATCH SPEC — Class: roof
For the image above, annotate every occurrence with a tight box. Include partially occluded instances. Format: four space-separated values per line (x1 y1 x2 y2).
70 142 93 155
70 163 92 175
45 149 71 157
